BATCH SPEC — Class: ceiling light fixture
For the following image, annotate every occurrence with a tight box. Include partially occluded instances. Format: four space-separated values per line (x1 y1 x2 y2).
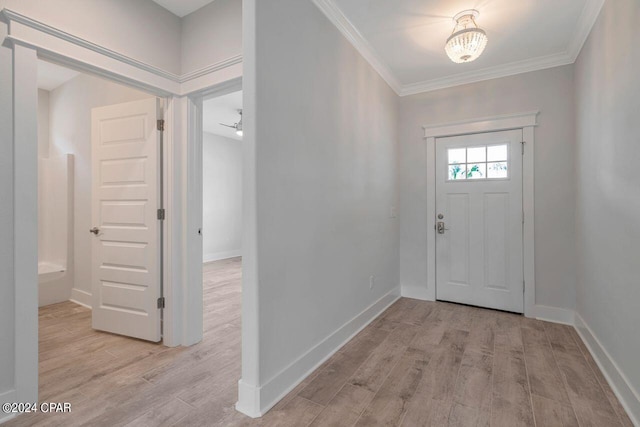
220 109 243 137
445 10 488 64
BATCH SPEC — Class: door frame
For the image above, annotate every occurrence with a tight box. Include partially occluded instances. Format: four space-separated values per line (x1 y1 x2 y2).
1 7 245 408
422 111 538 318
182 77 243 348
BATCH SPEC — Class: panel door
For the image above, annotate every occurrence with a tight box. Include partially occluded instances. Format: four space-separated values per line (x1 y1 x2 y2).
435 129 524 313
91 98 162 341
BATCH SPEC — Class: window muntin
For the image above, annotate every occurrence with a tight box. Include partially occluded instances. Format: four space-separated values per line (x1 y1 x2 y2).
447 144 509 181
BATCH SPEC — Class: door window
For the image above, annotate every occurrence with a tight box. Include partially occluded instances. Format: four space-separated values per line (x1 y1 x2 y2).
447 144 509 181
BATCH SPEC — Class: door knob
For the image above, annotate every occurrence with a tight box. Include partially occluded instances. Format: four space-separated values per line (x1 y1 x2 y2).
436 222 449 234
89 227 100 235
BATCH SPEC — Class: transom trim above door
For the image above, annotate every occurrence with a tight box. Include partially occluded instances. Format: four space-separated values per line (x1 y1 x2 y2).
422 111 538 318
423 111 539 138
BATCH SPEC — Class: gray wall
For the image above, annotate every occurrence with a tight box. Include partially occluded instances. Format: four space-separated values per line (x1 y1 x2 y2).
252 0 399 383
48 73 151 304
181 0 242 74
399 65 577 310
0 0 181 74
37 89 49 263
37 90 49 159
574 0 640 403
202 132 243 261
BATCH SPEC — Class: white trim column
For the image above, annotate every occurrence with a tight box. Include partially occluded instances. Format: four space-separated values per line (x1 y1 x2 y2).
236 0 261 417
425 136 437 302
161 96 181 347
13 43 38 403
522 126 536 317
184 96 204 347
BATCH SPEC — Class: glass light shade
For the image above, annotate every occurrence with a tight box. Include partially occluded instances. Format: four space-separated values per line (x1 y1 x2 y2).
445 28 488 63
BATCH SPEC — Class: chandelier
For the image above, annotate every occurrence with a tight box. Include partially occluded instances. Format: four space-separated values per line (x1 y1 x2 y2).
445 10 488 63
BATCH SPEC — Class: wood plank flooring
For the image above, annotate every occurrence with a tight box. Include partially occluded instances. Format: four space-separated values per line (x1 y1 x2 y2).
7 258 632 426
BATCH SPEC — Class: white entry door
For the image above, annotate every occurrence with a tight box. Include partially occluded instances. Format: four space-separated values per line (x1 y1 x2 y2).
435 129 524 313
91 98 162 342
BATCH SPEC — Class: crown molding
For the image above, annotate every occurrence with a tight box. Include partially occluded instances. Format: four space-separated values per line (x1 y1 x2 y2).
311 0 402 94
0 8 242 92
567 0 605 62
179 54 243 83
312 0 606 97
400 51 574 96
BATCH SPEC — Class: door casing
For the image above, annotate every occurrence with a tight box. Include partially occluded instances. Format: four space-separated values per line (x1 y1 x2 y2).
421 112 538 318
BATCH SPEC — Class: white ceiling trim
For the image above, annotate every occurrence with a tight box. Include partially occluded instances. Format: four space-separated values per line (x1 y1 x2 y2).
312 0 605 97
401 51 574 96
0 9 242 96
567 0 606 62
311 0 402 94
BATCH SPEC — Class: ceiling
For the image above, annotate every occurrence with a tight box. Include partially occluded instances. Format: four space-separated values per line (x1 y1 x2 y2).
318 0 604 95
203 90 243 141
37 60 80 91
152 0 215 17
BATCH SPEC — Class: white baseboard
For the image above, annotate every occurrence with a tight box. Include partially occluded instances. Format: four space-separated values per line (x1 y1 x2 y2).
574 313 640 426
401 285 434 301
236 379 262 418
70 288 91 309
534 304 575 325
399 289 575 326
203 249 242 263
235 286 401 418
0 389 17 424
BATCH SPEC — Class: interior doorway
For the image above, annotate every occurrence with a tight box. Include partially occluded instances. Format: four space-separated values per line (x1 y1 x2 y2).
23 59 248 426
201 91 243 265
6 19 250 415
34 58 169 405
199 88 244 353
435 129 524 313
36 59 165 340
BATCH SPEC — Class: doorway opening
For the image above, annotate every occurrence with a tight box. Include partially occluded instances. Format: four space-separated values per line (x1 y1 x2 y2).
199 88 244 392
423 111 537 317
34 58 169 414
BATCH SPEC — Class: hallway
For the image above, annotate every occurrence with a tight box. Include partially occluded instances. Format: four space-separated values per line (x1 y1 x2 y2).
7 257 631 426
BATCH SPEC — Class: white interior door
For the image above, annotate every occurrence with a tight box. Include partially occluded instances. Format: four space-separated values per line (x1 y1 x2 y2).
91 98 162 342
435 129 524 313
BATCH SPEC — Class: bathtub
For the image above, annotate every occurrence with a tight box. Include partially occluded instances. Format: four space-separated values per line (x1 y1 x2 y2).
38 262 71 306
38 262 66 282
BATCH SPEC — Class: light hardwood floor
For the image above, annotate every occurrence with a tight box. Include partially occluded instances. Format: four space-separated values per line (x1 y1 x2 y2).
8 257 632 426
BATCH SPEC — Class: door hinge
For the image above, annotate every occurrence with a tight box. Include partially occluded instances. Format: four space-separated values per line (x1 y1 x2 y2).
521 141 526 155
157 119 165 131
157 208 165 220
157 297 165 309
